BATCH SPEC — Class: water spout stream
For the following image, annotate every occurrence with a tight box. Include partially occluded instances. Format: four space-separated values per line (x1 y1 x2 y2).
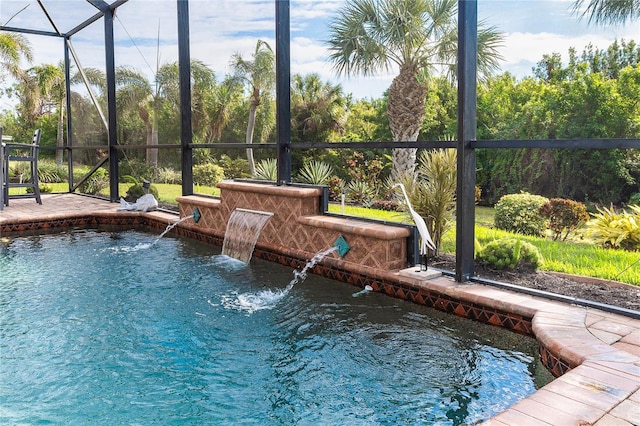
152 214 194 246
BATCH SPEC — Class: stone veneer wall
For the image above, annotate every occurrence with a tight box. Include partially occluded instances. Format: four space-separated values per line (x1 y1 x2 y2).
177 180 411 271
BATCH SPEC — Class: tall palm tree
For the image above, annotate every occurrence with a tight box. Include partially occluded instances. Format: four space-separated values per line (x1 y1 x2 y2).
572 0 640 25
326 0 503 178
28 63 66 165
115 62 184 167
230 39 276 176
0 30 32 81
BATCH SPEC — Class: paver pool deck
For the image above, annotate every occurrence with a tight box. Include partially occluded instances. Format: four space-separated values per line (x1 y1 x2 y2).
2 193 639 425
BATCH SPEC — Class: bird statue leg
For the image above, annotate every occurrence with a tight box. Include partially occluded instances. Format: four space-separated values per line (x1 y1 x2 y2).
420 251 428 271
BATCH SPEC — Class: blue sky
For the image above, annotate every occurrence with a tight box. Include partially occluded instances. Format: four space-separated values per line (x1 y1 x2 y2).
0 0 638 111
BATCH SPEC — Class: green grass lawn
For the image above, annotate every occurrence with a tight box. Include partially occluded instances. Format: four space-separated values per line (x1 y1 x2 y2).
331 203 639 286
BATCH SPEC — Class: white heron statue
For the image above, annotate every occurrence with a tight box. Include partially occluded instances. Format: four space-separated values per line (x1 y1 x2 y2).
393 183 436 270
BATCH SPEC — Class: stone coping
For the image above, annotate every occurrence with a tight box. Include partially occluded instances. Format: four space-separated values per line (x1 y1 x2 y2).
217 180 323 198
175 195 221 209
297 215 411 239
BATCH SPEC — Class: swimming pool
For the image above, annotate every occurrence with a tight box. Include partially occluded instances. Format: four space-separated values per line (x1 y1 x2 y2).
0 229 552 425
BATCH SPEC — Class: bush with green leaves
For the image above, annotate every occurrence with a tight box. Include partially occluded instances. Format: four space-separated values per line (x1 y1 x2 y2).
477 238 544 270
119 160 154 183
254 158 277 181
193 163 226 187
584 205 640 251
37 160 67 183
297 160 333 185
78 168 109 195
326 176 344 201
154 167 181 184
345 179 376 206
122 175 159 201
369 199 400 211
494 192 549 236
628 193 640 206
539 198 590 241
215 155 250 179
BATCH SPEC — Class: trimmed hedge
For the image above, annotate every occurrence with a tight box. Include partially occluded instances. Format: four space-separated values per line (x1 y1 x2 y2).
494 192 549 236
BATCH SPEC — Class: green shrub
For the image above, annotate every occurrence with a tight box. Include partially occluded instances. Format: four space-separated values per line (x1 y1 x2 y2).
494 193 549 236
477 238 544 270
584 205 640 251
154 167 181 184
78 168 108 195
369 199 400 211
345 179 376 206
125 182 159 200
37 160 67 183
254 158 277 181
215 155 250 179
119 160 153 183
539 198 590 241
193 163 225 187
326 175 344 201
297 160 333 185
628 192 640 206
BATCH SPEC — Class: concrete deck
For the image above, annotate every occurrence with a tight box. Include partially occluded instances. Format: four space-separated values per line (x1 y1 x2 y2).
1 193 639 425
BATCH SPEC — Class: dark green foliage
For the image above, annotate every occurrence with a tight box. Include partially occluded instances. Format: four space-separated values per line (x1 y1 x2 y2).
345 180 376 206
78 168 108 195
214 155 250 179
326 176 344 202
192 163 226 187
369 199 400 211
629 192 640 205
119 160 154 184
539 198 590 241
477 40 640 205
125 183 159 200
477 238 544 270
37 161 67 183
494 193 549 236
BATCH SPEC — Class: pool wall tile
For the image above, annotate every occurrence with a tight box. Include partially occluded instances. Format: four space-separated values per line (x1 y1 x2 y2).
178 182 411 271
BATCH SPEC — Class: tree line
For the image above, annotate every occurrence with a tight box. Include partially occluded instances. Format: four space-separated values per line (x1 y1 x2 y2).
1 0 638 206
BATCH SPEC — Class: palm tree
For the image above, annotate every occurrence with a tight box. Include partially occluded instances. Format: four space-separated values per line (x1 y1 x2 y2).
0 30 32 81
326 0 503 178
230 39 276 176
291 73 348 142
30 63 66 165
115 62 183 168
572 0 640 25
16 63 68 165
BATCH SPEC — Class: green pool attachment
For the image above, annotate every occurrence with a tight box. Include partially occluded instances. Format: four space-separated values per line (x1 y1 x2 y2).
333 235 350 257
193 207 201 224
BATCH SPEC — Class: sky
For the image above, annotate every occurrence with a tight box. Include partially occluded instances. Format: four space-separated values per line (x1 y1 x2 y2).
0 0 638 111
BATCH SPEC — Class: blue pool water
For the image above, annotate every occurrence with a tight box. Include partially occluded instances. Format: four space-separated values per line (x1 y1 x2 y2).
0 230 552 425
